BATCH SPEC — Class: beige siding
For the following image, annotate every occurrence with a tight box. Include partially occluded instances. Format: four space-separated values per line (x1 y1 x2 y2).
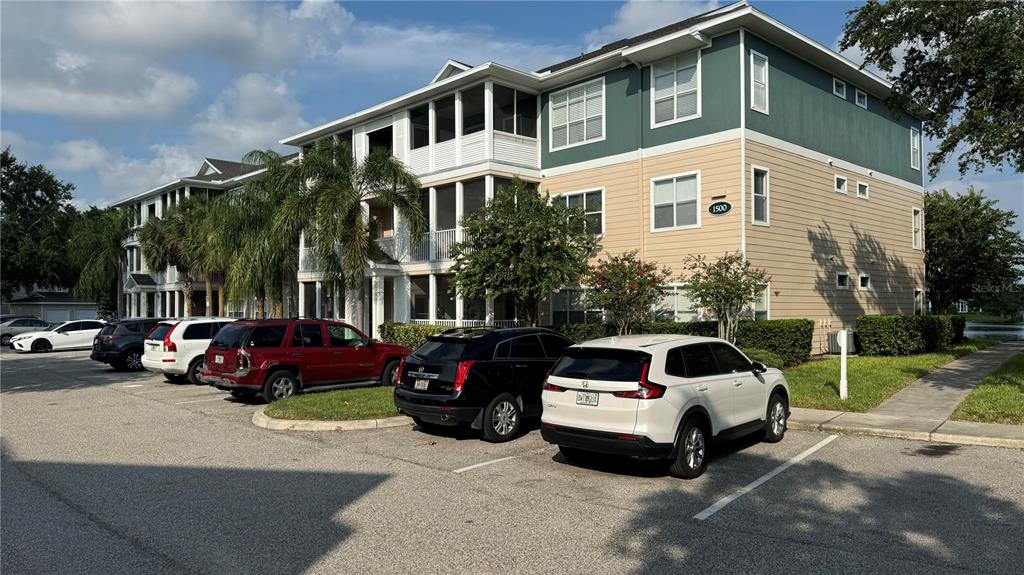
745 140 926 352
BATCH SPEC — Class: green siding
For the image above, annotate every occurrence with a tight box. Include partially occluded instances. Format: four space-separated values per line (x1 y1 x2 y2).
744 33 923 185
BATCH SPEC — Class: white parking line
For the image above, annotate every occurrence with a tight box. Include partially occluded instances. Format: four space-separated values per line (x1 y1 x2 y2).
122 384 145 388
172 397 227 405
453 456 518 474
134 387 200 395
693 434 838 521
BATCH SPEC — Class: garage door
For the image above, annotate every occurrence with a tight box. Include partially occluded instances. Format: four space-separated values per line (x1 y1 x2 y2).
44 309 71 323
74 309 98 320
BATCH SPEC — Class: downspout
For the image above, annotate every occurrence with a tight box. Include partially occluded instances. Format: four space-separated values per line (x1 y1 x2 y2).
739 28 747 258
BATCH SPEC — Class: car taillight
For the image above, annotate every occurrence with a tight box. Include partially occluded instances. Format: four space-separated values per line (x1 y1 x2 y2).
612 362 665 400
453 360 475 392
162 323 178 353
236 351 250 374
395 356 406 387
543 380 567 392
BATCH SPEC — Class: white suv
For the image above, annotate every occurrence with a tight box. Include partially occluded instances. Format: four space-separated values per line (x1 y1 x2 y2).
540 335 789 479
142 318 236 384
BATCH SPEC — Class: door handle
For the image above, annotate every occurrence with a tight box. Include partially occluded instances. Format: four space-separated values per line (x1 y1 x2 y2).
732 379 743 387
291 353 304 358
332 352 342 356
696 385 709 392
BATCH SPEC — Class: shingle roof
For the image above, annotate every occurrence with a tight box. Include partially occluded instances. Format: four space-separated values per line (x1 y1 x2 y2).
201 158 259 179
9 291 94 304
128 273 157 287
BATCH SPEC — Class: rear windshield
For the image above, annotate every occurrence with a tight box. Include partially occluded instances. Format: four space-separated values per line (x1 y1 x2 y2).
147 323 174 340
210 324 249 348
411 338 468 363
98 325 116 336
115 322 153 335
550 348 650 382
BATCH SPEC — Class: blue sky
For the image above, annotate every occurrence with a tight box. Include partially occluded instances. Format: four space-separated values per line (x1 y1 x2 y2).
2 0 1020 225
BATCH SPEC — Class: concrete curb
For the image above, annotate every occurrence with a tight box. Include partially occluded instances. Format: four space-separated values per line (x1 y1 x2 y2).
789 416 1024 450
252 407 411 432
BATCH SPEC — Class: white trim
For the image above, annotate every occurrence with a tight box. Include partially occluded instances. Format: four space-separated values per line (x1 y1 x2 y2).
834 174 848 194
910 126 922 171
650 48 702 129
740 28 747 257
751 164 770 226
744 129 924 193
835 271 851 290
858 273 872 291
856 181 869 199
553 187 606 236
431 60 471 84
417 160 541 186
832 77 847 98
749 49 769 115
650 170 701 232
912 206 923 250
855 88 868 109
548 77 606 152
202 159 222 175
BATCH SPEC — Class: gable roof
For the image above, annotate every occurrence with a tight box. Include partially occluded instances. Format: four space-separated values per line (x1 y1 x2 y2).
431 59 473 83
202 158 258 179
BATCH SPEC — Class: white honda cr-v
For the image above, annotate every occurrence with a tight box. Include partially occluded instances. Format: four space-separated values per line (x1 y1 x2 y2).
540 335 789 479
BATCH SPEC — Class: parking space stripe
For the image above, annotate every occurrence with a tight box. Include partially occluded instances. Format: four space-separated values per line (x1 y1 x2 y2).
693 434 838 521
453 456 517 474
134 387 202 394
122 384 144 388
172 397 228 405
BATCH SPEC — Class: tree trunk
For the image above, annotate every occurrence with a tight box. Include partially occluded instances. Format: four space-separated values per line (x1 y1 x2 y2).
525 298 540 327
256 297 266 319
352 283 366 332
205 273 213 316
217 282 225 317
272 300 283 319
181 276 193 317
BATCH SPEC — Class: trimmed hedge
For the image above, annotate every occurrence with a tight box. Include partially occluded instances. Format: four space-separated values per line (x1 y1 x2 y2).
377 322 449 351
741 348 785 369
856 314 963 356
554 323 615 343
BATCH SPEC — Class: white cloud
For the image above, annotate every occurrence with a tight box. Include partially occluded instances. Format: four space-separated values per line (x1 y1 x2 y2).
585 0 720 51
49 140 110 171
1 131 31 156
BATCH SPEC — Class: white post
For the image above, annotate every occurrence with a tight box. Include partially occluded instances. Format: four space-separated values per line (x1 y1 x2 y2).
297 282 306 318
428 274 438 324
454 90 463 165
455 180 464 241
484 81 494 160
839 328 849 400
315 282 323 319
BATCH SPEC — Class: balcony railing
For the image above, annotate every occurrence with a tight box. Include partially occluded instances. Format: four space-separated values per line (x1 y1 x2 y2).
409 318 527 328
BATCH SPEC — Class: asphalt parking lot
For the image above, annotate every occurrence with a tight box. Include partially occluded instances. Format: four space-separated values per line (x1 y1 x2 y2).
3 349 1024 574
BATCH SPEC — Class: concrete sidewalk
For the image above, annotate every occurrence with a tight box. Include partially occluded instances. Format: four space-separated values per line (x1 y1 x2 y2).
790 341 1024 449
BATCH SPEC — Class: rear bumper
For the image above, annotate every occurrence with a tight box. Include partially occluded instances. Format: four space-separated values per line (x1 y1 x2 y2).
202 370 262 391
142 356 185 374
90 350 120 363
394 389 479 426
541 424 674 460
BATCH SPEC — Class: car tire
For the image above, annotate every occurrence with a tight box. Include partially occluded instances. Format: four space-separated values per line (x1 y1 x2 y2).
482 392 522 443
763 393 788 443
0 334 11 346
186 358 205 385
381 359 400 387
31 339 52 353
669 417 709 479
262 370 298 403
121 350 144 372
164 373 186 383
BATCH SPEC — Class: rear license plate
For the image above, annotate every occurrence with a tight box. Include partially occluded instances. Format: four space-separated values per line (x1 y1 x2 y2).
214 354 224 364
414 379 429 391
576 391 599 406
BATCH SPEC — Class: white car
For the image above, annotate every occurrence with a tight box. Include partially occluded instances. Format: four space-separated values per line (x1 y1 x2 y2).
10 320 106 353
142 318 236 384
540 335 789 479
1 317 52 346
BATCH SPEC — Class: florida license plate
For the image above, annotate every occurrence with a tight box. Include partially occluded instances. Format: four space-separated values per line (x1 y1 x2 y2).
576 391 599 406
214 354 224 364
414 379 429 390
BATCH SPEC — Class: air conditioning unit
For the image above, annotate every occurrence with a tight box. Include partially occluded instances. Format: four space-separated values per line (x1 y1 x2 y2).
827 330 856 355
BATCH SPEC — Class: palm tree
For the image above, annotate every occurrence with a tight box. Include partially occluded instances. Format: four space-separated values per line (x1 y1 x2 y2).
197 193 240 316
69 206 131 319
272 139 427 331
139 196 208 317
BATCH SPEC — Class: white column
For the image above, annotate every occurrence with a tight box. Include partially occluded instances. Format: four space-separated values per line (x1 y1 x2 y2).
297 282 306 318
428 100 436 172
372 276 385 338
140 293 149 318
485 295 495 325
173 291 180 318
455 180 465 240
485 174 495 203
428 274 438 324
484 81 494 159
428 186 437 260
394 275 411 323
332 282 340 319
315 282 323 319
454 90 463 165
455 290 464 327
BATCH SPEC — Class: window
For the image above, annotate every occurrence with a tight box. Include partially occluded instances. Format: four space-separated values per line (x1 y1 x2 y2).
652 173 699 230
550 347 648 382
911 127 921 170
855 88 868 109
752 285 769 320
558 189 603 235
680 344 717 378
291 323 324 347
410 104 429 149
750 50 768 114
835 175 847 194
836 272 850 289
653 50 700 124
857 182 869 199
859 274 872 290
462 85 485 135
551 288 602 324
509 335 545 359
246 325 286 348
182 323 213 340
653 285 698 322
833 77 846 98
550 78 603 150
664 348 687 378
914 288 924 316
912 207 923 249
434 95 456 143
327 324 364 347
752 167 769 224
493 85 536 138
711 343 752 374
59 322 81 333
539 334 572 358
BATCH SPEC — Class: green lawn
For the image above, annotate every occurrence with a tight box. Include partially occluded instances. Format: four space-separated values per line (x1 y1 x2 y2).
962 313 1022 325
952 353 1024 425
783 340 998 412
264 386 398 421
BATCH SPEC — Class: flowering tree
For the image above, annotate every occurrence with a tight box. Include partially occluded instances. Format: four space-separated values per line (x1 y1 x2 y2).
585 251 672 335
683 252 770 343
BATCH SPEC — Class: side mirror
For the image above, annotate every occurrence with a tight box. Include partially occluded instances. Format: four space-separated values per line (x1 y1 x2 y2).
751 361 767 374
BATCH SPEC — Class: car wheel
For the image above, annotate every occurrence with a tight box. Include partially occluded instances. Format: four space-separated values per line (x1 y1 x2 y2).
164 373 187 383
482 393 522 442
31 339 52 353
186 358 205 385
763 393 788 443
262 370 298 403
381 359 400 387
0 334 10 346
669 417 709 479
122 350 144 372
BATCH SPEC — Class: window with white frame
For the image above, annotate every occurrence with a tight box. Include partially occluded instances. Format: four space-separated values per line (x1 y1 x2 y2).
653 50 700 125
833 77 847 98
750 285 770 320
836 272 850 289
550 79 603 150
652 173 699 230
551 288 602 324
835 175 847 193
911 127 921 170
859 273 872 290
558 189 603 235
750 51 768 114
855 88 868 109
653 285 699 322
753 167 769 224
857 182 869 199
914 288 924 316
912 207 923 249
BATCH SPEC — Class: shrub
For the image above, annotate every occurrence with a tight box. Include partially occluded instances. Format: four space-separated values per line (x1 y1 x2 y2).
949 315 966 343
919 315 955 352
735 319 814 366
856 314 961 355
741 348 785 369
634 321 719 337
377 322 447 351
554 323 615 343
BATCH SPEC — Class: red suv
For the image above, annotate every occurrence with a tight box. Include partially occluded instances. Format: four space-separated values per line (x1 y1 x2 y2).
201 319 409 402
